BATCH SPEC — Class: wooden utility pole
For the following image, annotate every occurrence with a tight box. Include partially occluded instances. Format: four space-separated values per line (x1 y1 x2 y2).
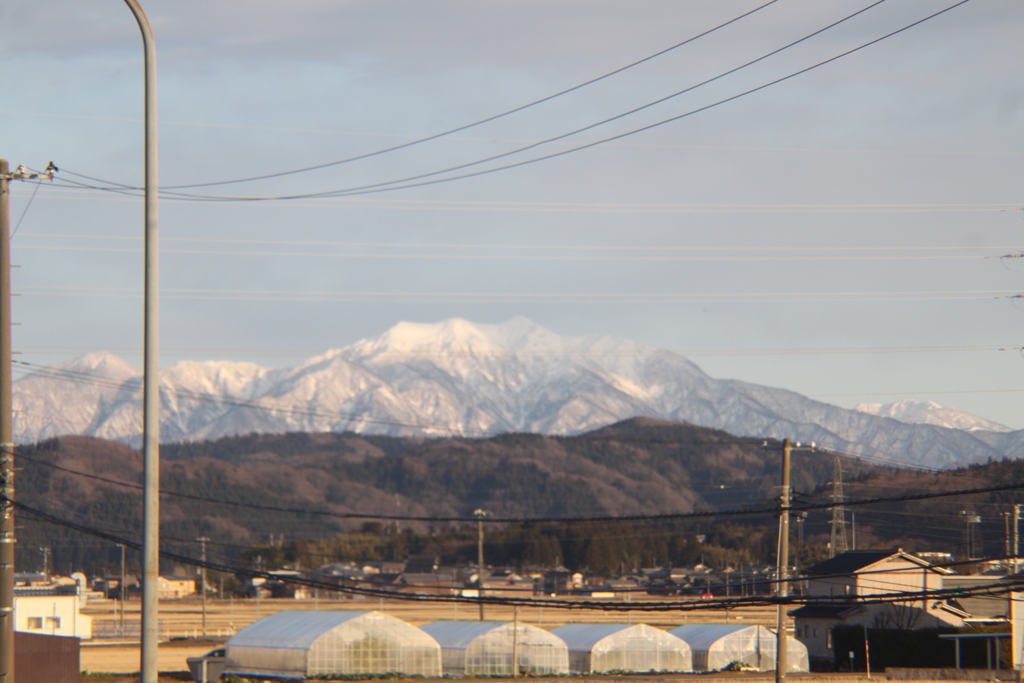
0 161 47 682
0 158 14 683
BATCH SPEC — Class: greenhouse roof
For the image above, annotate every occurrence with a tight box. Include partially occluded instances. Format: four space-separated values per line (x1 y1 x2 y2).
229 611 370 650
420 621 511 649
669 624 767 651
551 624 646 650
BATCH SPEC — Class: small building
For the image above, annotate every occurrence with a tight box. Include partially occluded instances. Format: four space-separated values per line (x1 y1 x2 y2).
158 576 196 599
552 623 692 673
421 621 569 676
226 610 441 679
14 584 91 639
669 624 807 672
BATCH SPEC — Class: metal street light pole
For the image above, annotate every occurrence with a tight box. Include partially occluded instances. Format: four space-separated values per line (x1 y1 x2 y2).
120 2 160 682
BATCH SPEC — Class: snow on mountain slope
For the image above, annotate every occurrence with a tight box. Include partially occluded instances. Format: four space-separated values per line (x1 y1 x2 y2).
855 399 1012 433
12 317 1023 469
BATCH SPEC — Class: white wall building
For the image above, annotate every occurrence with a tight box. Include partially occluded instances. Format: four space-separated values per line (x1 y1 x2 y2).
14 586 92 639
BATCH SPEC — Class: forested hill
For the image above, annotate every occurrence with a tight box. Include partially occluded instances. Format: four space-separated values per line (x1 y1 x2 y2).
16 418 1024 575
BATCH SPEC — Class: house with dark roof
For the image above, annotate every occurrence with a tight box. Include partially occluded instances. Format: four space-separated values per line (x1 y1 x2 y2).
791 549 967 665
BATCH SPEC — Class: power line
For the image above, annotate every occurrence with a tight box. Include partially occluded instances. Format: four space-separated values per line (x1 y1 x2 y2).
152 0 783 190
19 183 1020 213
11 245 1005 263
14 232 1024 251
13 497 1024 611
15 447 1024 525
161 1 973 202
163 0 888 198
10 342 1022 360
49 1 972 203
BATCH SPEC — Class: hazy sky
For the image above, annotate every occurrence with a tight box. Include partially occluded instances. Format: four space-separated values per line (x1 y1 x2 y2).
1 0 1022 426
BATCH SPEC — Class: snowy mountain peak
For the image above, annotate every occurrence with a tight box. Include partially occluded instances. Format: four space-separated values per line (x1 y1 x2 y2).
855 398 1012 433
56 352 139 380
347 316 584 360
10 317 1023 468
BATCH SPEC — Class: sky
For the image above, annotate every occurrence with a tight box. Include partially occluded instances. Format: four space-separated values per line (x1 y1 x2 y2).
1 0 1023 427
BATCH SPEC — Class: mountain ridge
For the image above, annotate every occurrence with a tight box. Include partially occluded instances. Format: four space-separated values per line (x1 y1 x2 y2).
13 317 1022 469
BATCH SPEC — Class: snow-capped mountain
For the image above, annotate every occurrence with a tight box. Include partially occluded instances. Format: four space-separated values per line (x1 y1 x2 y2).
13 317 1024 469
855 399 1012 433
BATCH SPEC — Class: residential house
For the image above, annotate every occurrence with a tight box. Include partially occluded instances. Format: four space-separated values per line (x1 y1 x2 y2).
790 549 967 666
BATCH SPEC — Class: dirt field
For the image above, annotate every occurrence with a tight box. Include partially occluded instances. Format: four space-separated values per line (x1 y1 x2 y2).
81 674 880 683
81 640 218 676
80 596 781 675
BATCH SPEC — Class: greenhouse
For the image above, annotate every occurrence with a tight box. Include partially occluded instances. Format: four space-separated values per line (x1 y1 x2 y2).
421 620 570 676
551 623 693 673
224 610 442 679
668 624 808 672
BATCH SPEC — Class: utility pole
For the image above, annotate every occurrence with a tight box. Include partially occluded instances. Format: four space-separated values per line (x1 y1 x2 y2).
197 537 209 638
770 439 815 683
1014 505 1021 573
474 509 489 621
829 457 848 557
0 158 14 683
39 547 50 579
0 160 53 683
119 544 127 637
776 439 792 683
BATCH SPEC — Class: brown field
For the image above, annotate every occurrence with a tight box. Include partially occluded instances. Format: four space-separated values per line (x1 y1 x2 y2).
81 595 781 674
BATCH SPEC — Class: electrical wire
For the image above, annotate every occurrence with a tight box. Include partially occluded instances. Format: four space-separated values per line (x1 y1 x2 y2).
48 1 971 203
14 448 1024 525
164 1 973 202
13 497 1024 610
18 486 1015 598
161 0 889 198
11 181 41 238
20 182 1021 214
152 0 783 190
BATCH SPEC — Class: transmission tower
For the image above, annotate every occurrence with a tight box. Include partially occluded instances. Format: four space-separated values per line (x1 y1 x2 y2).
830 457 848 557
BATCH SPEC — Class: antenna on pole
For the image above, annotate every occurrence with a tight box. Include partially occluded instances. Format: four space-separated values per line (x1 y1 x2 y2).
830 456 848 557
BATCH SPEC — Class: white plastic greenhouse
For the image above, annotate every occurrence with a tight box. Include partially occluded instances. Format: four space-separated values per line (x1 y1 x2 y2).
420 621 570 676
224 610 442 679
668 624 808 672
551 623 693 673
